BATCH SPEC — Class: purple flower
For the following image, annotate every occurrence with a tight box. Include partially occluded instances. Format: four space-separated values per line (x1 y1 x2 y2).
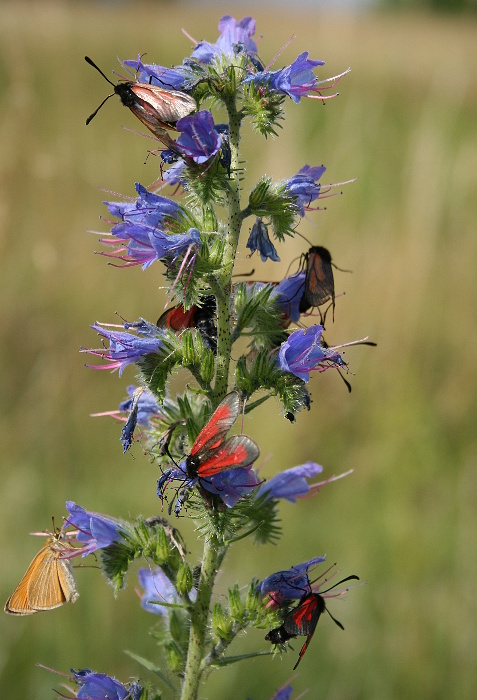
277 325 346 382
258 462 322 502
117 386 161 453
244 52 349 104
84 321 165 376
72 669 142 700
65 502 126 557
246 218 280 263
137 567 179 615
157 462 260 514
105 182 179 228
243 52 323 101
257 462 352 503
175 111 222 164
119 385 162 427
271 272 306 323
284 164 327 216
257 556 326 605
200 465 261 507
163 160 187 186
191 15 257 64
270 685 294 700
123 55 192 90
102 183 200 269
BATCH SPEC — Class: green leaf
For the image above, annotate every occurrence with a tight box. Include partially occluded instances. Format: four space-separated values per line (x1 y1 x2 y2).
124 651 177 692
209 650 277 667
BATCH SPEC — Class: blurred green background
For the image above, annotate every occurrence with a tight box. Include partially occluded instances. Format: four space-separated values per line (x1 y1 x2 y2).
1 2 476 698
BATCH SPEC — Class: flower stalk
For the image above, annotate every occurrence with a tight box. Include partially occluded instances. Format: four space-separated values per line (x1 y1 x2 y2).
18 14 373 700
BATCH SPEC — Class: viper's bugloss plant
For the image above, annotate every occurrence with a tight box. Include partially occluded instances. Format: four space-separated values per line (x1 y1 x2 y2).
19 14 371 700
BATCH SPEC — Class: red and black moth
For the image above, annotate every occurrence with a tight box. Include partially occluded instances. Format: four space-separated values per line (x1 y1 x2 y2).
185 391 259 479
157 295 217 352
265 574 359 669
298 245 336 318
157 392 260 515
84 56 197 148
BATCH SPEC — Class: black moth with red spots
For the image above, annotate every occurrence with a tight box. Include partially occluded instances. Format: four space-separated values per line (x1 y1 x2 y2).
265 574 359 669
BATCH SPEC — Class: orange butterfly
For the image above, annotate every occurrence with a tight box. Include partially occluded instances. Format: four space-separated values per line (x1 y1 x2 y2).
4 528 79 615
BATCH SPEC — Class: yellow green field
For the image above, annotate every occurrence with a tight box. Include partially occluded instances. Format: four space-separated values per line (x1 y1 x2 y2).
0 3 476 698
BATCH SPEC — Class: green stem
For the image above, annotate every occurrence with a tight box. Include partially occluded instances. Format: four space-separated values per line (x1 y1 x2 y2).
180 86 243 700
212 92 242 402
180 536 223 700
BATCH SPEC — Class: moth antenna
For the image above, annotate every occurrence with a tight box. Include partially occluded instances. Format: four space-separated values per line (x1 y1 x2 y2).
332 262 352 274
337 369 352 393
320 574 360 595
85 56 116 87
86 94 115 125
326 607 345 630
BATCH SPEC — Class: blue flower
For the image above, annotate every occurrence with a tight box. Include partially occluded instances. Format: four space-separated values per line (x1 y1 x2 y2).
258 461 324 502
284 164 327 216
271 272 306 323
65 502 126 557
246 218 280 263
102 183 200 269
175 111 222 164
119 385 162 427
243 51 324 102
137 567 180 616
72 669 142 700
257 556 326 604
163 160 187 186
123 55 193 90
157 462 260 514
248 684 295 700
85 321 165 375
270 685 294 700
277 325 346 382
191 15 257 64
117 386 161 453
199 465 262 507
105 182 179 227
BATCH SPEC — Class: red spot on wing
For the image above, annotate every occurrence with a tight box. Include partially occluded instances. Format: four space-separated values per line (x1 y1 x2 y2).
293 634 315 670
198 436 260 477
190 392 240 457
292 594 320 630
157 305 197 331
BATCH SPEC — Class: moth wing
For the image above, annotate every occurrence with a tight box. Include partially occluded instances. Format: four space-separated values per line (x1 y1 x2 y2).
305 248 335 307
293 632 316 670
157 304 197 331
133 84 196 122
4 543 53 615
190 392 240 457
57 558 79 604
284 594 323 636
198 435 260 477
4 556 42 614
27 547 67 611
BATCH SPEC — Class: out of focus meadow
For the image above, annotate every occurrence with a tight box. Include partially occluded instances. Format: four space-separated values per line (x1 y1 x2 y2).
0 2 476 698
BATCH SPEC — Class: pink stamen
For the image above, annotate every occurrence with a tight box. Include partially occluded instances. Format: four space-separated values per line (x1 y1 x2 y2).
181 27 198 45
263 34 296 72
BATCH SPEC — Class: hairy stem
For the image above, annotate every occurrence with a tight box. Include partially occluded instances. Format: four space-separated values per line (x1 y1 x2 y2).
180 536 223 700
213 92 242 402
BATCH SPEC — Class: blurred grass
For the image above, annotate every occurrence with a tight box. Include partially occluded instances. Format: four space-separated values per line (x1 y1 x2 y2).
0 2 476 699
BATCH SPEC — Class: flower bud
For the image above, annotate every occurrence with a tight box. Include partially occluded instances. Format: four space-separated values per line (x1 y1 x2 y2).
166 640 184 673
176 562 193 596
200 349 215 384
155 527 170 564
212 602 232 640
182 330 196 365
